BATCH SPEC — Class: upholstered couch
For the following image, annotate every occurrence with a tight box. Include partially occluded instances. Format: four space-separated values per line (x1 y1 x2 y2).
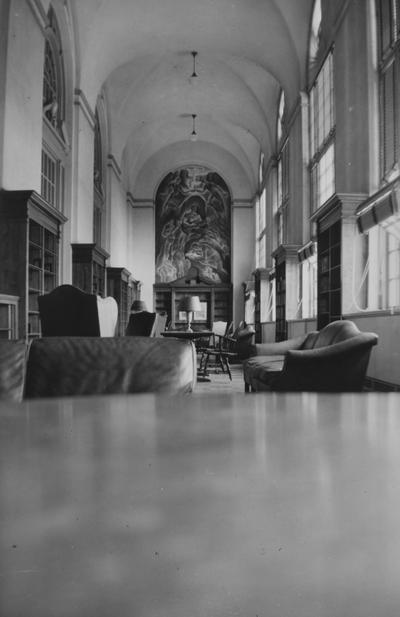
243 320 378 392
0 336 197 402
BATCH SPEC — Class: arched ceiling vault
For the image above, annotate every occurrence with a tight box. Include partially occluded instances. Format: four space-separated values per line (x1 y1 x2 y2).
69 0 314 197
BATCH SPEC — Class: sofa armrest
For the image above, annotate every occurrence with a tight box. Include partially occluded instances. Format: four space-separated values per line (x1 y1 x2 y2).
272 333 378 392
251 334 308 357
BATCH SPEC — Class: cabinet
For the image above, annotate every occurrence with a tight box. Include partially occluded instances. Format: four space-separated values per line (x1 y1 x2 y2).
107 267 139 336
275 261 287 341
253 268 269 343
0 294 19 339
154 283 232 330
0 190 66 340
317 220 341 329
72 243 109 297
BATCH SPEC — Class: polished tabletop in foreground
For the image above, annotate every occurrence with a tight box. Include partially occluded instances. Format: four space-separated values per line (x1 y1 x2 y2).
1 392 400 617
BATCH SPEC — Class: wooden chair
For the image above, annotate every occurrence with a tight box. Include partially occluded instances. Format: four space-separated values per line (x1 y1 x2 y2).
125 311 157 336
200 322 254 381
198 321 233 377
125 311 167 337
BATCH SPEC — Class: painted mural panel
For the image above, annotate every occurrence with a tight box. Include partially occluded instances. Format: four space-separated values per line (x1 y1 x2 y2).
155 166 231 284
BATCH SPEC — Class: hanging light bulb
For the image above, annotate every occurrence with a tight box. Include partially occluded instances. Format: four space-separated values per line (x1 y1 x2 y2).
190 114 198 141
191 51 198 78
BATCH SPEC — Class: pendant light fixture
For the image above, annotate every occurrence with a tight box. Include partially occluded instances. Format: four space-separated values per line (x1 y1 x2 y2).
190 114 198 141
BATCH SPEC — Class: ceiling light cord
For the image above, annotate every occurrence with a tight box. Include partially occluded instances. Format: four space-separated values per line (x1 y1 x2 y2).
190 114 197 141
191 51 198 78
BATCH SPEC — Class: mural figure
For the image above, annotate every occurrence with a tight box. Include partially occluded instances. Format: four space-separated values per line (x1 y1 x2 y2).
155 166 231 284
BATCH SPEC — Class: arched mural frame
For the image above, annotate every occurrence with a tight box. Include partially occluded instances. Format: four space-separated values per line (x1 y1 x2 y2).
155 165 232 285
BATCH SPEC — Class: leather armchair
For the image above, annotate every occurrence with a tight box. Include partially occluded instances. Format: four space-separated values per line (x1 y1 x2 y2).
243 320 378 392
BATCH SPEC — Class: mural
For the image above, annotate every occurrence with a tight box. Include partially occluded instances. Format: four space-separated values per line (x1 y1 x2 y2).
155 166 231 284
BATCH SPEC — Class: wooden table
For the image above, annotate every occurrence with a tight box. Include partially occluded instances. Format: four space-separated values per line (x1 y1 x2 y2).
1 392 400 616
161 329 212 339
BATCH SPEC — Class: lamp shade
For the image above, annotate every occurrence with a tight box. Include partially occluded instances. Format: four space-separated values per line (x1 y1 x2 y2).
178 295 201 312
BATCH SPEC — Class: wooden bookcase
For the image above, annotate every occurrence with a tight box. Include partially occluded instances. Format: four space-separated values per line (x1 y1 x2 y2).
107 267 140 336
0 190 66 340
154 283 232 330
253 268 269 343
72 243 109 297
275 261 287 341
317 220 341 329
0 294 19 339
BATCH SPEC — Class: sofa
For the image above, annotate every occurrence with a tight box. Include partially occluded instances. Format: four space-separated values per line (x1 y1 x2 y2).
0 336 197 402
243 320 378 392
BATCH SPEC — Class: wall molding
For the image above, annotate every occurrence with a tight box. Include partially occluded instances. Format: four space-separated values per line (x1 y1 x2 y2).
107 154 122 181
232 199 253 208
27 0 47 32
128 194 154 208
74 89 95 130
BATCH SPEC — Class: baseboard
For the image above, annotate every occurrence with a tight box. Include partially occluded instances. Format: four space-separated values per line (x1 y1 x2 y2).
364 377 400 392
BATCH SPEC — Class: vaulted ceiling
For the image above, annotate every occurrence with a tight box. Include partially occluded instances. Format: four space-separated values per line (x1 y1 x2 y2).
71 0 315 197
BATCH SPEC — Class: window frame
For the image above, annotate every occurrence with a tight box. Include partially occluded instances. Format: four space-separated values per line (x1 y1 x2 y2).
308 49 336 213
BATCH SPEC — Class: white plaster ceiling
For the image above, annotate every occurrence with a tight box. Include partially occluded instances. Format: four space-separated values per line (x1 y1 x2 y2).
70 0 315 197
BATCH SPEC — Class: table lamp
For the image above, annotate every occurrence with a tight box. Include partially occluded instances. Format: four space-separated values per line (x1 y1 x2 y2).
179 295 201 332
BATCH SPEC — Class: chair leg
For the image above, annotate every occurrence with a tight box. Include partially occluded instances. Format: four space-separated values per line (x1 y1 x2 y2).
224 357 232 380
202 352 210 378
217 353 225 373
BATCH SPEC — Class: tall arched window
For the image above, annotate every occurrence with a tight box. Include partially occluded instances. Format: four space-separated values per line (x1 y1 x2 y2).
256 153 266 268
93 108 105 247
276 89 289 246
308 0 335 213
41 7 67 211
377 0 400 181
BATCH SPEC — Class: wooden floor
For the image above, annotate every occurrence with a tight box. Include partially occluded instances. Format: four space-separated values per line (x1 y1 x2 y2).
194 362 245 394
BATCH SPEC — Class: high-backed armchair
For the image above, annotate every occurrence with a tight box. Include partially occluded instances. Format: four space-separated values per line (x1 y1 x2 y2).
243 320 378 392
38 285 118 337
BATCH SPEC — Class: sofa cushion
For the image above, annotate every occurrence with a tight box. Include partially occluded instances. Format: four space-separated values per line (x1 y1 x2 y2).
25 336 196 398
243 355 284 386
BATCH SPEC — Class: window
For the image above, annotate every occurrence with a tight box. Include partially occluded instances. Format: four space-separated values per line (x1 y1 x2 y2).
309 0 322 73
300 254 317 318
277 140 289 245
93 108 105 247
364 222 400 309
256 155 266 268
354 2 400 313
377 0 400 181
309 51 335 212
276 90 289 246
41 8 66 212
